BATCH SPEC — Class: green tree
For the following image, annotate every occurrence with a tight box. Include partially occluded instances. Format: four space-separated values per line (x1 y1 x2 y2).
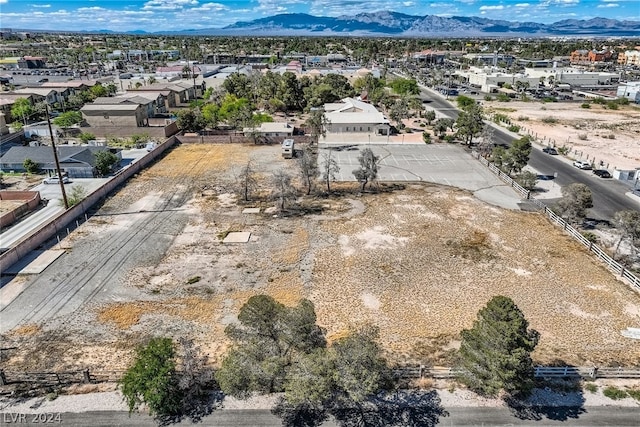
53 111 83 128
90 83 107 98
331 326 390 404
456 95 475 109
425 110 436 125
201 103 219 128
458 296 539 398
11 98 32 125
120 337 181 418
23 158 39 174
79 132 95 144
455 103 484 145
223 72 253 100
306 109 329 144
352 147 379 191
176 108 207 132
555 183 593 225
390 77 419 96
388 97 409 127
515 170 538 191
503 136 532 175
94 151 119 176
216 296 326 398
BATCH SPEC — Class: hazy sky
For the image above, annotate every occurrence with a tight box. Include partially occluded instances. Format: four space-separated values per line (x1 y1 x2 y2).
0 0 637 32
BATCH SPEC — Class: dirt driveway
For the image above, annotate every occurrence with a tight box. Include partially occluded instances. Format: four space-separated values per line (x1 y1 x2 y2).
1 143 638 372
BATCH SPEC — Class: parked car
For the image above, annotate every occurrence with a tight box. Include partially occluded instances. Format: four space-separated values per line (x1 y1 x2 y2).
42 175 70 184
542 147 558 155
592 169 612 178
573 160 592 170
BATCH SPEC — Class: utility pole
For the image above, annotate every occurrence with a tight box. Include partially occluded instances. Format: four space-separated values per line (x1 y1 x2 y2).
45 104 69 209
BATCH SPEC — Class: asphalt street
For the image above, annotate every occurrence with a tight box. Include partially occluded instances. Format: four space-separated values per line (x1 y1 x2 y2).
3 407 639 426
419 86 640 222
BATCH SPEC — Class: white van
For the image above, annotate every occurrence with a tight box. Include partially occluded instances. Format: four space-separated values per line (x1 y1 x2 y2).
282 139 294 159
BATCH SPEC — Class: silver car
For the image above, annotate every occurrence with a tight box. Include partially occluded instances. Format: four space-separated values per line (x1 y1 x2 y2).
43 175 70 184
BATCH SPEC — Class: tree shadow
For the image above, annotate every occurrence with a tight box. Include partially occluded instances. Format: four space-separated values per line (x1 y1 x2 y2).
271 397 330 427
331 390 448 427
156 390 224 426
504 384 587 422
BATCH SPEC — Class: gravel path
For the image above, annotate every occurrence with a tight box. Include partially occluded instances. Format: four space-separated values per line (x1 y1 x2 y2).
1 384 638 415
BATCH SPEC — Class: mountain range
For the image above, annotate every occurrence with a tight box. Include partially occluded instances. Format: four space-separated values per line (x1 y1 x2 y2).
211 12 640 37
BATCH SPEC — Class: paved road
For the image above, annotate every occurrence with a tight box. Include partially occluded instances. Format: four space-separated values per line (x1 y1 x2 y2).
4 407 639 426
419 85 640 222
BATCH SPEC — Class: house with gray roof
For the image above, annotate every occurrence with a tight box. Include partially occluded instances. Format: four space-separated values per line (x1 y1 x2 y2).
0 145 120 178
323 97 390 137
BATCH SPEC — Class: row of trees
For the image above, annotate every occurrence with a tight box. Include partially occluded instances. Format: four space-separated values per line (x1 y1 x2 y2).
121 295 539 425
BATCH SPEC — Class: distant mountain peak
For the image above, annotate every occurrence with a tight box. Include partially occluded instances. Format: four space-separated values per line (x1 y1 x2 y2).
219 11 640 37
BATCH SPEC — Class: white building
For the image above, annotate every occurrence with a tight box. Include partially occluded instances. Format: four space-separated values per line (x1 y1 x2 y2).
324 97 390 136
617 82 640 104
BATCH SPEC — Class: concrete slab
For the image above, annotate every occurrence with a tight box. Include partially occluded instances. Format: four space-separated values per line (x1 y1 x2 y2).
223 232 251 243
3 249 66 275
242 208 261 214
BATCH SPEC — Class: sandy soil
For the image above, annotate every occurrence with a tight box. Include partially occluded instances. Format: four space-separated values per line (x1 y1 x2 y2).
1 143 639 374
485 101 640 170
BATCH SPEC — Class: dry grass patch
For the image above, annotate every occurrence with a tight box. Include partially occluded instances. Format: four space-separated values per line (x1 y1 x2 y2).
6 323 42 337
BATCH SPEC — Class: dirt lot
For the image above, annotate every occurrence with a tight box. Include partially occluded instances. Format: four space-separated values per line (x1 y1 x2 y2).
484 101 640 170
1 143 639 372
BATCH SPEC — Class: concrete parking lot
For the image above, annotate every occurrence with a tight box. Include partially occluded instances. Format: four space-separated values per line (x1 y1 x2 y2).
318 143 523 209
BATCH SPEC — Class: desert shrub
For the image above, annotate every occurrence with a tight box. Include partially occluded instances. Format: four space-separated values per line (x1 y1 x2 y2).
607 134 615 139
581 103 591 109
627 389 640 401
507 125 521 133
557 145 569 155
187 276 201 284
603 386 628 400
541 116 558 124
496 93 511 102
580 231 598 243
578 134 588 140
517 115 529 121
605 101 619 110
584 383 598 394
484 95 493 101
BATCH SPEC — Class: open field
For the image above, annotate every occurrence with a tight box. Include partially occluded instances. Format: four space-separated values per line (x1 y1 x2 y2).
1 143 639 373
485 101 640 170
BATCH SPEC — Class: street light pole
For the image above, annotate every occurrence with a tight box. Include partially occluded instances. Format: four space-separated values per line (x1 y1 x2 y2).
45 105 69 209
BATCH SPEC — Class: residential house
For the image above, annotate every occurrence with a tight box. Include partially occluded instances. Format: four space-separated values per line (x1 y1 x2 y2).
10 88 65 107
80 103 148 128
323 97 390 137
243 122 293 138
0 93 43 123
0 145 121 178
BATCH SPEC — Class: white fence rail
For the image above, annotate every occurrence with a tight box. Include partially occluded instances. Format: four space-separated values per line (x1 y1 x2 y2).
472 151 640 291
393 365 640 380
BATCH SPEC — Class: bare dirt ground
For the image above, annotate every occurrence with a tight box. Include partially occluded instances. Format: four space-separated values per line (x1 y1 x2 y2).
1 143 639 374
484 101 640 170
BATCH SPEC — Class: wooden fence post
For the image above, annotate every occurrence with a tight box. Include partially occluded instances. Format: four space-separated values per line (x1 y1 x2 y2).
0 369 6 386
83 369 91 384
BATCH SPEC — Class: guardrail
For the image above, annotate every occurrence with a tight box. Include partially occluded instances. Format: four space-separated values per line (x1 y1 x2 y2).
472 151 640 291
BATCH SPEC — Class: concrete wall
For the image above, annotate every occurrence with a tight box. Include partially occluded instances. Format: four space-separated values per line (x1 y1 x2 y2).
0 191 41 228
0 136 177 271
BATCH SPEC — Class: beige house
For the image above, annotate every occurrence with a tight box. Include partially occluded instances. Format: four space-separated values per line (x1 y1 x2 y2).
80 103 147 127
